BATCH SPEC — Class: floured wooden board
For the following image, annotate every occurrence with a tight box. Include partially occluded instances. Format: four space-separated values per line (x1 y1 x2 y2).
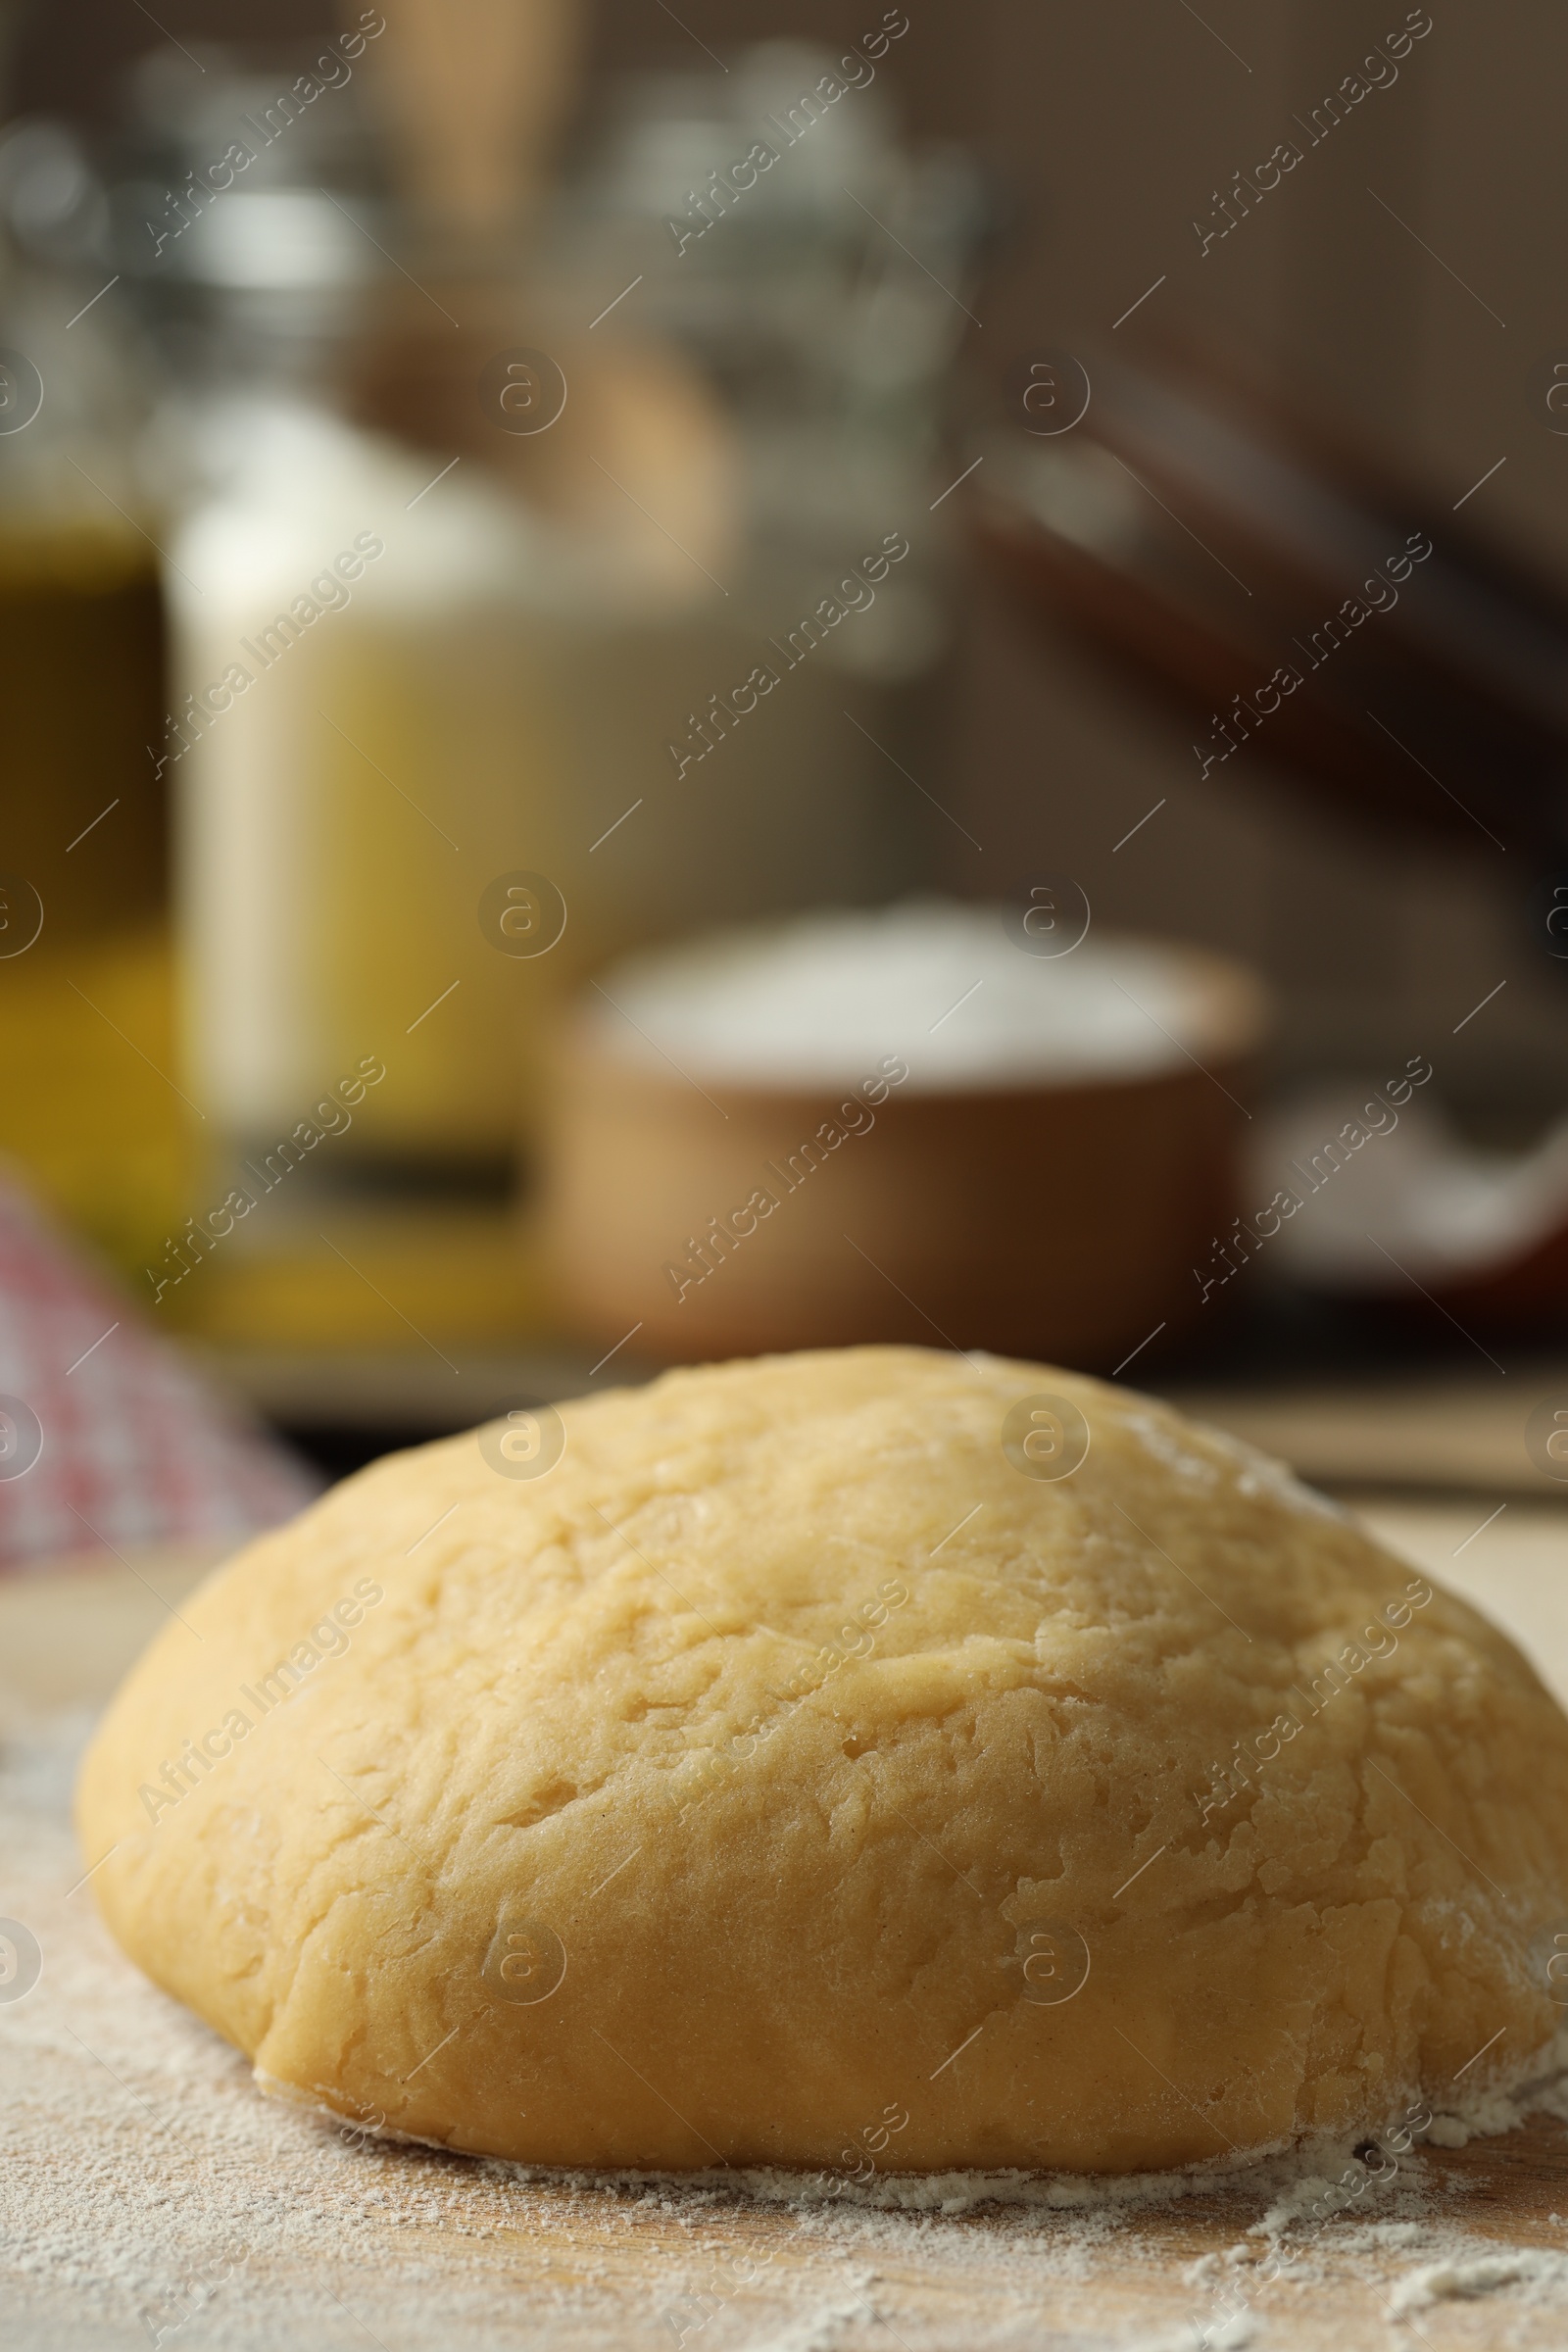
4 1504 1568 2349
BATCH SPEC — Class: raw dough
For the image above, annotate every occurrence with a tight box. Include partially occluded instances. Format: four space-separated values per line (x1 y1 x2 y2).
76 1347 1568 2174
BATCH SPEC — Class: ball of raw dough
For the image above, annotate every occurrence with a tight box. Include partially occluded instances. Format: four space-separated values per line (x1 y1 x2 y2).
77 1348 1568 2174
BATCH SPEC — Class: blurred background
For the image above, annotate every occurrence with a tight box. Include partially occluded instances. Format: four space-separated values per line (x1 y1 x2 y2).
4 0 1568 1568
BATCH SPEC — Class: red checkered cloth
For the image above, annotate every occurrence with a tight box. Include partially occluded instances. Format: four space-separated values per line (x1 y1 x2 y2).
0 1169 319 1572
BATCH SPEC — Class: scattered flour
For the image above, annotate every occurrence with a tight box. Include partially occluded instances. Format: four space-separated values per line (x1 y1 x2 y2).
1111 1396 1349 1526
1115 1407 1222 1490
1189 1415 1348 1522
1386 2245 1568 2313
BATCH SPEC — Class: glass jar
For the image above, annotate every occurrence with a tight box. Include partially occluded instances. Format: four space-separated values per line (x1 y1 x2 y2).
113 39 983 1198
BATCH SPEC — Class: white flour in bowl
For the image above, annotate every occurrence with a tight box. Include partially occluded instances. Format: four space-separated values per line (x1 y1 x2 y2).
585 901 1262 1093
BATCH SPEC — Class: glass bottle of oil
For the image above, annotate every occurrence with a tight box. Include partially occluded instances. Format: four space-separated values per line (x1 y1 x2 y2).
0 122 166 943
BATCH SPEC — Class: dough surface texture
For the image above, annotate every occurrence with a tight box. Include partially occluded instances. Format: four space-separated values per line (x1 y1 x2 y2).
77 1347 1568 2174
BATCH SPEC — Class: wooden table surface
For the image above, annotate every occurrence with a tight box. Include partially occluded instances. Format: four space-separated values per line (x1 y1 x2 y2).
5 1499 1568 2349
203 1346 1568 1498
